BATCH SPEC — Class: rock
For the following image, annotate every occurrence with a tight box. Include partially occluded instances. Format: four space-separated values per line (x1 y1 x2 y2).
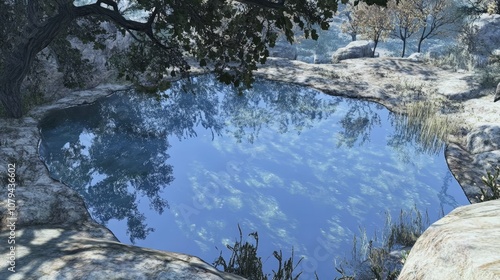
407 52 424 62
331 40 373 63
399 200 500 280
470 14 500 57
495 82 500 102
466 125 500 154
0 227 245 280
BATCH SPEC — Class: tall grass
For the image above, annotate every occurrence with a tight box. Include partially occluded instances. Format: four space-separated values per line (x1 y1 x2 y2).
334 206 431 280
392 100 458 155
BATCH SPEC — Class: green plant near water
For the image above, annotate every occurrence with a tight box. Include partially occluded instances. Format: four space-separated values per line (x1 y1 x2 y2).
334 206 430 280
395 78 425 100
213 224 303 280
385 208 429 250
478 166 500 202
214 207 431 280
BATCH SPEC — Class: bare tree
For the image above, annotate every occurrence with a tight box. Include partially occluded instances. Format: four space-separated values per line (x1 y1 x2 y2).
414 0 460 53
388 0 423 57
340 2 362 41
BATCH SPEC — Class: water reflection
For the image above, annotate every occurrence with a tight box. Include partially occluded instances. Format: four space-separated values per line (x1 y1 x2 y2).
39 75 342 242
38 75 468 278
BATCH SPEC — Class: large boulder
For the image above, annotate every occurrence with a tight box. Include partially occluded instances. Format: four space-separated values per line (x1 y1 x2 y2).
399 200 500 280
470 14 500 57
331 40 373 63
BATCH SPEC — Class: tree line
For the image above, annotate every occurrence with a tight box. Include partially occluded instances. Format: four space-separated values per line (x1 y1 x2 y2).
340 0 499 57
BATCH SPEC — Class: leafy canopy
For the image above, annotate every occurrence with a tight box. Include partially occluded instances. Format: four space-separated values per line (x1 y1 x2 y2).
0 0 388 117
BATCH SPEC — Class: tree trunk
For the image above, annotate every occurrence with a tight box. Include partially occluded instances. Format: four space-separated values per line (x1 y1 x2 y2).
417 26 428 53
417 37 423 53
0 3 74 118
0 83 23 118
401 38 406 58
372 39 379 58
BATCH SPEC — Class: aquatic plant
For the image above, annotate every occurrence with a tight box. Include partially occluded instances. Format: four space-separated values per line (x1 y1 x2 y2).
478 165 500 202
213 224 303 280
390 100 458 155
334 206 430 280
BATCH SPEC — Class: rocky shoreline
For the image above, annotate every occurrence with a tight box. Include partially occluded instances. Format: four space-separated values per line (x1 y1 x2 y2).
1 57 499 279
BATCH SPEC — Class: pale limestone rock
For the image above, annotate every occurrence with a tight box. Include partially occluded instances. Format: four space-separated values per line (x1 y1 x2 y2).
331 40 373 63
407 52 424 62
466 125 500 154
0 227 244 280
399 200 500 280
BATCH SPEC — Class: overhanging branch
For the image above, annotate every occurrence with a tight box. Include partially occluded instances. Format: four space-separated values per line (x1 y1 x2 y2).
233 0 285 9
74 1 175 51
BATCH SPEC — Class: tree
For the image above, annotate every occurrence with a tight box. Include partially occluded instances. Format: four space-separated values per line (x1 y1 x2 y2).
0 0 342 118
414 0 459 53
388 0 422 57
354 1 394 57
340 2 362 41
458 0 500 14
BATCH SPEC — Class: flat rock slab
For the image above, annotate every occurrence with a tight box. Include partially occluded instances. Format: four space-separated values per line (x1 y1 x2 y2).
0 227 244 280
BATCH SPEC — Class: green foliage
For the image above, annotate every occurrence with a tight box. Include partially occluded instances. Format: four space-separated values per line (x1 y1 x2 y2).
0 0 390 118
478 166 500 202
213 224 303 280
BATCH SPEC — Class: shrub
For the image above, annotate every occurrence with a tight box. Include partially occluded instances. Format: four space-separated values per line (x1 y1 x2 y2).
478 166 500 202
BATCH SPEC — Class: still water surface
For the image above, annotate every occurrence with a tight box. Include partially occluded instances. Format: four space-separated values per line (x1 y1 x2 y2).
39 76 468 278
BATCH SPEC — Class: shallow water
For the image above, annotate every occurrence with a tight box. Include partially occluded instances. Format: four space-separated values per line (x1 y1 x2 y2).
39 75 468 279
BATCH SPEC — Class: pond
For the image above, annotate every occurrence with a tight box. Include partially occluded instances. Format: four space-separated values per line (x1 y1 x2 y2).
39 75 468 279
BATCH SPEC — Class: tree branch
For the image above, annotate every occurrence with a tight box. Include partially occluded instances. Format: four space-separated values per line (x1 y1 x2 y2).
233 0 285 9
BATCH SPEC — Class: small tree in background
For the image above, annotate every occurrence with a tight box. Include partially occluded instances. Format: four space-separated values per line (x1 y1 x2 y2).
355 2 394 57
340 1 362 41
414 0 460 53
388 0 422 57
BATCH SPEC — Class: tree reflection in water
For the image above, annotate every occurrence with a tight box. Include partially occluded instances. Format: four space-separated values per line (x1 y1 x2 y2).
41 75 375 242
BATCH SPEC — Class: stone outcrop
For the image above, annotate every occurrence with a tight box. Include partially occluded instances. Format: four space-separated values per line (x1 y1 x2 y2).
407 52 424 62
470 14 500 57
399 199 500 280
331 40 373 63
0 227 244 280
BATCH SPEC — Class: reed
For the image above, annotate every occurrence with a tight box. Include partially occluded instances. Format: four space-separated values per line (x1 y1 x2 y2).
392 100 456 155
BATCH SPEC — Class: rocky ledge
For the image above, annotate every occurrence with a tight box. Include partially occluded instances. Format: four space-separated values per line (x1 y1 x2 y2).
1 57 499 279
